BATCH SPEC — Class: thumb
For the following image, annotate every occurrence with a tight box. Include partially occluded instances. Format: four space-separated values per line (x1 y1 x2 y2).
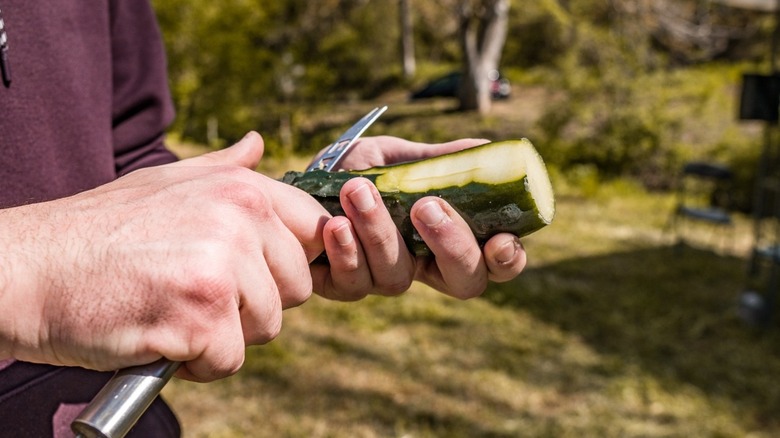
175 131 265 169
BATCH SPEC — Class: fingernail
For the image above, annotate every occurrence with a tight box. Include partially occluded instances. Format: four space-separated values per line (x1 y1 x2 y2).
348 184 376 212
495 238 521 264
417 200 447 227
332 222 354 246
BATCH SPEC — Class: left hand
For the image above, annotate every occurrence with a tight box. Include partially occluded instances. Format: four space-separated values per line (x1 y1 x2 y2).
309 136 527 301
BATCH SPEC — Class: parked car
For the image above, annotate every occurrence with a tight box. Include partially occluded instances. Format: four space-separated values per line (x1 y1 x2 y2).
410 70 511 100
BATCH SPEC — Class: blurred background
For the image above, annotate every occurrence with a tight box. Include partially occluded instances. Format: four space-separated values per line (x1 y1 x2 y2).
152 0 780 436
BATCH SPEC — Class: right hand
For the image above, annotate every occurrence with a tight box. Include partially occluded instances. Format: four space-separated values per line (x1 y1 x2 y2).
0 132 329 382
311 136 527 301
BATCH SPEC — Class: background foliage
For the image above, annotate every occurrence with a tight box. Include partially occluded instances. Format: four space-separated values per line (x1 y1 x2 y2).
152 0 776 193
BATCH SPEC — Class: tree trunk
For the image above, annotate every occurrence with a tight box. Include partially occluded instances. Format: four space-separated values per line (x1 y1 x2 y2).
400 0 416 80
457 0 509 114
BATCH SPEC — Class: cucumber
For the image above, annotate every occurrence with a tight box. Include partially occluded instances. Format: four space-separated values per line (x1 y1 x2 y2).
282 138 555 256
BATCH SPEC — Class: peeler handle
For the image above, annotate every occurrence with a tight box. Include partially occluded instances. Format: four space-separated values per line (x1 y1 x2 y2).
71 359 181 438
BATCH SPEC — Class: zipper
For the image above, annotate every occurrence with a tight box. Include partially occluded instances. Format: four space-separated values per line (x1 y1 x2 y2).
0 3 11 88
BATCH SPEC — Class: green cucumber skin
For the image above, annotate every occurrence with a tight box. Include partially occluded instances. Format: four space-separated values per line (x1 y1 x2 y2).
282 169 547 257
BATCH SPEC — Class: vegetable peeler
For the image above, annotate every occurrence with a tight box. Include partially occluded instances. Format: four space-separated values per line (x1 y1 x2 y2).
307 105 386 171
70 106 387 438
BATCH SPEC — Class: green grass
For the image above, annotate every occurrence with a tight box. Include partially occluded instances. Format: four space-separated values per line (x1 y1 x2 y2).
160 150 780 436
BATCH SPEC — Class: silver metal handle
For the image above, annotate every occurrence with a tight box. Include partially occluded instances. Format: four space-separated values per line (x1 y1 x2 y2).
71 359 180 438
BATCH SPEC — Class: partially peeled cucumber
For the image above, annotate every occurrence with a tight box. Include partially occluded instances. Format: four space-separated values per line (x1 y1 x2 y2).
282 138 555 256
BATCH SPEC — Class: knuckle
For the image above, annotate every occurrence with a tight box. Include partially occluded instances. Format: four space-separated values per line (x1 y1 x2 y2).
448 275 487 300
363 229 395 248
216 164 257 181
280 279 312 308
325 278 369 301
244 290 284 345
287 286 312 307
178 249 236 310
195 349 245 381
254 313 283 344
324 274 370 301
450 244 481 266
456 283 487 300
332 255 361 274
210 174 272 217
217 351 245 378
281 254 315 308
376 275 413 296
336 289 369 302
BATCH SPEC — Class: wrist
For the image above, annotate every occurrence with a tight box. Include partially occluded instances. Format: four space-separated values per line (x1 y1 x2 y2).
0 203 52 361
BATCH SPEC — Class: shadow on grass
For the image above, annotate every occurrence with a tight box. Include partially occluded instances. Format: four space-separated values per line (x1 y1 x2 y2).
485 243 780 431
177 243 780 437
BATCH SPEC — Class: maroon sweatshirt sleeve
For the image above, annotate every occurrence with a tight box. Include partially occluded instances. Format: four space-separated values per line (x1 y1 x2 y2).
0 1 181 435
109 0 178 175
0 0 178 207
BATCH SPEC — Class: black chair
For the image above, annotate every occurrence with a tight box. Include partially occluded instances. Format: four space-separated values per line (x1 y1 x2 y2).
670 161 735 250
742 173 780 327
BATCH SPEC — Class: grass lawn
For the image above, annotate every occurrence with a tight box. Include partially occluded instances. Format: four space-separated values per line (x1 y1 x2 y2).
161 136 780 437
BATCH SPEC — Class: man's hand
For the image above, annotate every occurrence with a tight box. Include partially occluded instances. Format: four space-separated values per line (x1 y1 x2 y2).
310 136 527 301
0 132 329 382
